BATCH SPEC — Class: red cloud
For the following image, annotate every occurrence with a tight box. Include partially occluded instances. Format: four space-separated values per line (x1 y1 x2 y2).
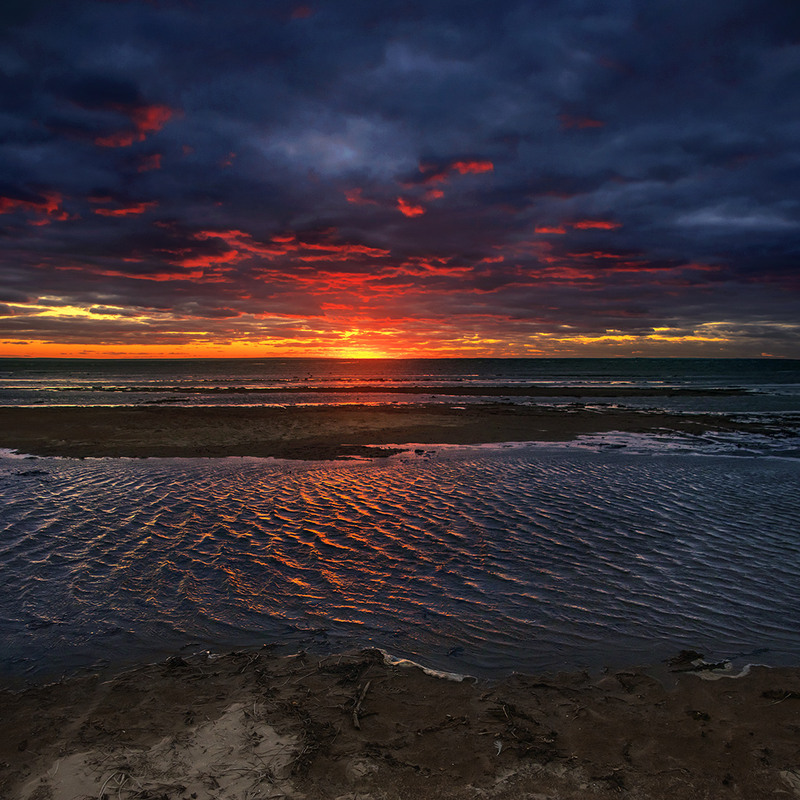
192 229 289 259
137 153 162 172
394 256 470 277
566 250 624 260
94 201 158 217
344 188 378 205
417 163 449 185
174 250 240 269
417 158 494 185
131 105 173 134
95 131 139 148
191 228 391 265
397 197 426 217
53 264 222 283
452 159 494 175
535 225 567 234
571 219 622 230
559 114 604 129
0 191 68 223
302 241 391 259
96 104 175 148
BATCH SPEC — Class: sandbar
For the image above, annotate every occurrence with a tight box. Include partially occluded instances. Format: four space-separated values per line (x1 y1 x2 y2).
0 404 776 459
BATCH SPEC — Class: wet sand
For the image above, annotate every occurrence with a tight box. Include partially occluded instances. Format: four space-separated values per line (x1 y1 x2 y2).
3 648 800 800
0 403 773 459
4 403 797 799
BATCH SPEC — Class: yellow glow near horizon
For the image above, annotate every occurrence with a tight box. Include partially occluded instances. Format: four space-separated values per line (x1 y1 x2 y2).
9 302 133 321
333 347 392 359
0 318 780 359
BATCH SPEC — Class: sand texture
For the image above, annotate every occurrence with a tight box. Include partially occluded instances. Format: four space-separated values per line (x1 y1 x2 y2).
0 404 775 459
2 649 800 800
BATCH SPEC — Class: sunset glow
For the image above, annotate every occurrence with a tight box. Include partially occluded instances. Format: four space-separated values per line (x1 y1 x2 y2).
1 1 798 359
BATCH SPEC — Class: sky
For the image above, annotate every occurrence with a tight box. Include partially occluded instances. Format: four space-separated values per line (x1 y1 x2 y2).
1 0 799 359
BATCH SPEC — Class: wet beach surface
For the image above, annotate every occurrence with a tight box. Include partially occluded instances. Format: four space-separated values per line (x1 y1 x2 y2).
0 402 787 460
2 446 799 683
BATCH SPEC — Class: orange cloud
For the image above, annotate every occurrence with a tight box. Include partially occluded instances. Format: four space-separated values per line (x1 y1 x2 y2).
397 197 426 217
94 201 158 217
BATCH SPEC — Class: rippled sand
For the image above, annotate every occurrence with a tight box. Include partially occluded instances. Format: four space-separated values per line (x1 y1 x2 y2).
3 449 799 680
2 398 799 799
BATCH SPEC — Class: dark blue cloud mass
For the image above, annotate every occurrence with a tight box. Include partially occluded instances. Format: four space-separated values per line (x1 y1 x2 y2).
0 0 798 356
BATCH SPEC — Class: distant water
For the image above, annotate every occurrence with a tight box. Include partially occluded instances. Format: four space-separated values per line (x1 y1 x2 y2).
2 357 800 417
1 445 799 683
1 358 799 684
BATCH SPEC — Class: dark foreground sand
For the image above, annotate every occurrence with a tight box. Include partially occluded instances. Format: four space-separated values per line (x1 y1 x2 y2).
0 404 776 459
3 648 800 800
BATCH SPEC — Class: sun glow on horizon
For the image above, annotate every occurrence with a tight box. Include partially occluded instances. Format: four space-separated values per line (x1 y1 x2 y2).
333 347 392 359
3 308 798 359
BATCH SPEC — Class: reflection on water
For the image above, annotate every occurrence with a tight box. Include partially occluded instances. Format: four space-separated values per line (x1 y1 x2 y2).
1 447 799 681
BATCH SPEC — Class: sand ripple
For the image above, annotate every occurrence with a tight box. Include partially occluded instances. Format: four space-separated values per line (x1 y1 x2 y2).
1 448 798 680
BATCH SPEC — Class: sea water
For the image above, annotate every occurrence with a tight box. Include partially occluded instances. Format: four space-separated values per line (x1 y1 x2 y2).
2 356 800 415
0 358 799 683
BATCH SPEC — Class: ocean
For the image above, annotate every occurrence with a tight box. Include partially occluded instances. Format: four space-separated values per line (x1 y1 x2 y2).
1 357 799 684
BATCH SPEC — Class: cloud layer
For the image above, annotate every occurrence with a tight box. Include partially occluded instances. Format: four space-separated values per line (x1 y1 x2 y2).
1 0 798 357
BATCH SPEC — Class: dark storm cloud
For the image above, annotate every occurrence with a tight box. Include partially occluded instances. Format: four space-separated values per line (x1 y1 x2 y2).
0 0 798 354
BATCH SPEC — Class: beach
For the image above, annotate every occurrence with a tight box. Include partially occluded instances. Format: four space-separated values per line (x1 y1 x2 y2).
4 647 800 800
2 359 799 799
0 400 776 460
